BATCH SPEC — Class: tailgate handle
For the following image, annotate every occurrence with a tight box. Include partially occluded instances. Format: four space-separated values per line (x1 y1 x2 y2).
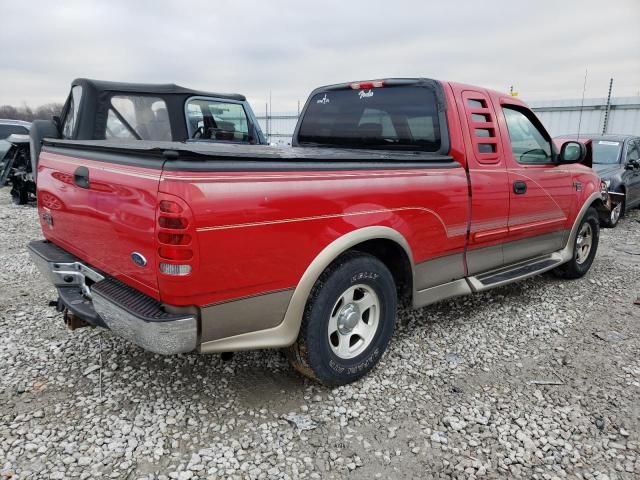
73 166 90 189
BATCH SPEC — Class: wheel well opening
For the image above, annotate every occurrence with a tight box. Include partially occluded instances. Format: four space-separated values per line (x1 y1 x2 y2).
348 239 413 305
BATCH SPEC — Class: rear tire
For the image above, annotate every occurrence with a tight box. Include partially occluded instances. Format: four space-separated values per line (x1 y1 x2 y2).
554 207 599 279
10 185 29 205
287 252 397 386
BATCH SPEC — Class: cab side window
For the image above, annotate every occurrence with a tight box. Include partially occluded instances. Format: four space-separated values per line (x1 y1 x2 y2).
186 99 250 142
503 106 552 165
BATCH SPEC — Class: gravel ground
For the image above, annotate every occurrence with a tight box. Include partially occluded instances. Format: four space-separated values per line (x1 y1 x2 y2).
0 188 639 480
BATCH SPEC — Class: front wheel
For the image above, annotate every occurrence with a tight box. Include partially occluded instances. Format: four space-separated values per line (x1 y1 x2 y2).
603 198 624 228
287 252 397 386
554 207 599 279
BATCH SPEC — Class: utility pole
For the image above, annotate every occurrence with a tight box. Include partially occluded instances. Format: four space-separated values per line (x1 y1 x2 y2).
269 90 272 143
602 78 613 135
265 102 269 143
577 69 588 139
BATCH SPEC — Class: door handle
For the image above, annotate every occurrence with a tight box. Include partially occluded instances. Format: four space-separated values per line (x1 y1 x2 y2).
513 180 527 194
73 166 90 189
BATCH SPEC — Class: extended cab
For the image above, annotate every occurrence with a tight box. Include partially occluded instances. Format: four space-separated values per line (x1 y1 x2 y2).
28 78 607 385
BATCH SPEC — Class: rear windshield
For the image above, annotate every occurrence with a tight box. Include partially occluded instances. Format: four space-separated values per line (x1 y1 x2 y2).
592 140 622 164
297 86 442 151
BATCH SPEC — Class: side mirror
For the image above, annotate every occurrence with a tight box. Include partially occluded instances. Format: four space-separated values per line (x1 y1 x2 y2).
559 141 585 163
625 159 639 170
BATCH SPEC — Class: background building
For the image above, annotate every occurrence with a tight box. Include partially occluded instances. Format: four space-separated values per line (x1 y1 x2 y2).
256 96 640 145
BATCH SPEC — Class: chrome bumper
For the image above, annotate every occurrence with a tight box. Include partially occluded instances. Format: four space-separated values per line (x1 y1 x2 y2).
28 241 198 355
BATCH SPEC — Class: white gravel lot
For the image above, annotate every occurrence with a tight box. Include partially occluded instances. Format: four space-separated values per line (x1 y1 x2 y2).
0 188 639 480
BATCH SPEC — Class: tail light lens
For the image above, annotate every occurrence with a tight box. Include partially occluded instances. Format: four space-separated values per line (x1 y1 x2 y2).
158 246 193 261
159 217 188 229
159 263 192 276
158 232 191 245
159 200 183 214
156 195 195 276
350 80 385 89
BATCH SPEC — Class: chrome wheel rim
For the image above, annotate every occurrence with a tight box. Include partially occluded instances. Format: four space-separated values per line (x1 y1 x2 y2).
328 284 380 360
610 202 622 224
575 222 593 264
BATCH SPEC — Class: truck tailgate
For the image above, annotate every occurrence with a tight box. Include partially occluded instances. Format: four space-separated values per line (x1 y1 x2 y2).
36 146 162 298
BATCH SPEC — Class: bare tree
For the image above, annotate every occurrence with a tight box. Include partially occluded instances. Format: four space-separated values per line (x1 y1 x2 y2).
0 103 63 122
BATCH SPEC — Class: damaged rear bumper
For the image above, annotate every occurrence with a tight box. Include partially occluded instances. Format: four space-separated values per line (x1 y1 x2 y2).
27 240 198 355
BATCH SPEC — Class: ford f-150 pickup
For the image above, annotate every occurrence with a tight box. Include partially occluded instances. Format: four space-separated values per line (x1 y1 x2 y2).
28 78 608 385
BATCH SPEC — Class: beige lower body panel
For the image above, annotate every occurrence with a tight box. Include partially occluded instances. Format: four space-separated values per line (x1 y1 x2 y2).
502 230 566 265
467 243 503 275
413 278 472 308
414 253 465 290
199 289 294 348
414 229 569 309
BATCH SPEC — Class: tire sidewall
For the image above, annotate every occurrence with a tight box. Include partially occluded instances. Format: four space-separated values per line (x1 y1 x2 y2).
573 210 599 275
607 198 624 227
305 256 397 385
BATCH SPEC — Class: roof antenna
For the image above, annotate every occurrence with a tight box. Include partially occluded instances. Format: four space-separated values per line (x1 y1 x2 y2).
576 69 588 140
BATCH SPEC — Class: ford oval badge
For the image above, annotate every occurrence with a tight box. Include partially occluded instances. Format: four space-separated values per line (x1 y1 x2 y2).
131 252 147 267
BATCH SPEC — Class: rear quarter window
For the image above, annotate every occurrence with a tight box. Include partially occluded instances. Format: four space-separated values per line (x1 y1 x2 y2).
106 95 171 141
62 85 83 138
297 85 442 151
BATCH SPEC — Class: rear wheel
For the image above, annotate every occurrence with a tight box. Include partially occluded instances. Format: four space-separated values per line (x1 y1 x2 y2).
554 207 599 279
287 252 397 386
10 185 29 205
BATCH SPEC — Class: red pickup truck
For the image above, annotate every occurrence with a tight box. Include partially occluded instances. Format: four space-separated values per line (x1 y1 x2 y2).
28 78 607 385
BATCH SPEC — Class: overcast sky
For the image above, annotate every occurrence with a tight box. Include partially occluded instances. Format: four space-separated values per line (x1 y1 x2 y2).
1 0 639 111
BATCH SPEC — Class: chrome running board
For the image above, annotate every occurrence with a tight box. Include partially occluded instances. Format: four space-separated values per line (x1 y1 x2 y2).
467 252 564 291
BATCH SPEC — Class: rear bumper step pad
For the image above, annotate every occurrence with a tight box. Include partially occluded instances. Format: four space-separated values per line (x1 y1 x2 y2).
28 240 197 355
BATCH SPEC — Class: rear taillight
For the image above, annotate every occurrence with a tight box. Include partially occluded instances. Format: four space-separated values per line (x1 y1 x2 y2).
350 80 385 90
157 196 195 276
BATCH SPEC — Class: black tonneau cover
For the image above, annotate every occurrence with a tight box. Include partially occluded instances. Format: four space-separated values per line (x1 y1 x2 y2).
43 139 455 165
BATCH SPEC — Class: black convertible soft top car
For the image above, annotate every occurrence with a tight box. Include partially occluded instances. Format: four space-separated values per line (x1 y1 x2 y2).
555 134 640 227
0 78 266 204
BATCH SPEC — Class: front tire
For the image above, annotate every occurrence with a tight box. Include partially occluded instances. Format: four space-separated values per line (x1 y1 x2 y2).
287 252 397 386
554 207 599 279
603 197 624 228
